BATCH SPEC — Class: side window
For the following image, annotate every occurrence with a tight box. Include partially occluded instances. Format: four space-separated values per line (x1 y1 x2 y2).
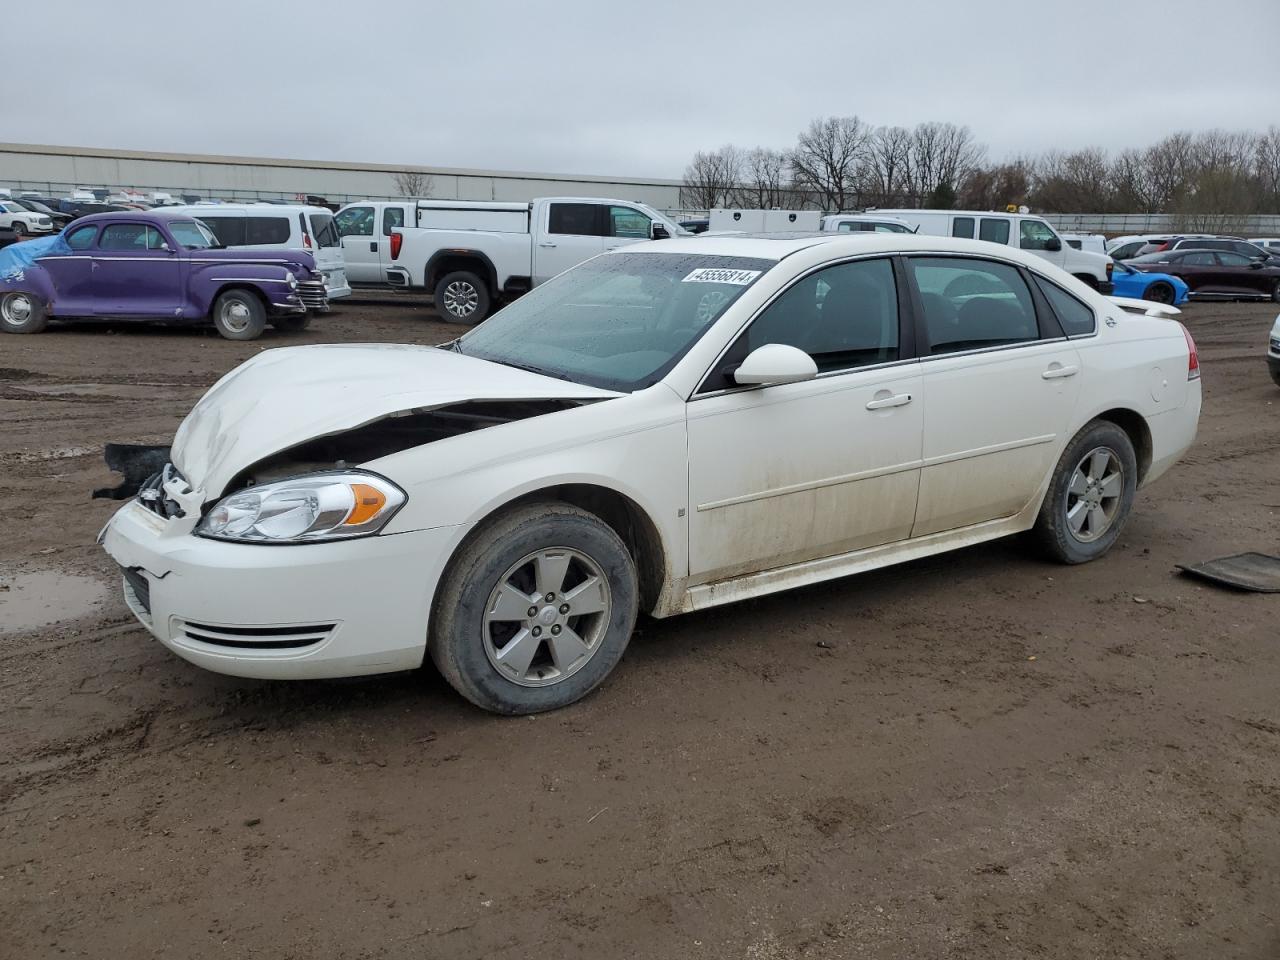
739 258 899 374
197 216 246 246
1182 252 1216 266
548 203 603 237
245 217 291 245
144 227 169 251
335 206 375 237
1033 275 1095 336
608 206 651 239
876 222 910 233
1018 219 1059 251
909 257 1039 354
383 207 405 236
1109 241 1141 260
309 213 341 248
1217 252 1252 267
952 217 975 239
98 223 149 250
65 225 98 250
979 218 1011 245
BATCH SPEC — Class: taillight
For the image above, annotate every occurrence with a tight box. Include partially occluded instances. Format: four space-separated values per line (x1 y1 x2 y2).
390 232 402 260
303 232 313 249
1181 323 1199 380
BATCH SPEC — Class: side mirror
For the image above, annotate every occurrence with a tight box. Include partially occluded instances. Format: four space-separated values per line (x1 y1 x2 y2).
650 222 670 241
1248 259 1264 269
1044 237 1062 251
732 343 819 387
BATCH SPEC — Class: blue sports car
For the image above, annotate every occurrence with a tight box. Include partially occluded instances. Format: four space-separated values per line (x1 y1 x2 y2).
1110 260 1188 305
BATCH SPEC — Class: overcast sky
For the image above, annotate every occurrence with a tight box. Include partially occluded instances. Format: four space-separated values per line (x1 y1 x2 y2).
7 0 1279 180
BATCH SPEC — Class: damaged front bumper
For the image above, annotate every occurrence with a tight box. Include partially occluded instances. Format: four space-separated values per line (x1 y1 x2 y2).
100 497 460 680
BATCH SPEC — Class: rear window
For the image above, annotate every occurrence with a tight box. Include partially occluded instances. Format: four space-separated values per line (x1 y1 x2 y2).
245 217 292 245
309 213 340 248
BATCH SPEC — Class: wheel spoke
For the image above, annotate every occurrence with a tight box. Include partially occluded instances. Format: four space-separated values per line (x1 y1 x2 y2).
495 628 541 678
1066 499 1088 533
1099 472 1122 498
534 551 571 597
1088 449 1110 481
1088 505 1108 535
562 575 606 615
547 626 590 671
1068 471 1089 497
487 584 536 622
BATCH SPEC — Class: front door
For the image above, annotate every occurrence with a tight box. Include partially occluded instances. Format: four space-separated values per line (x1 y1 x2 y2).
335 205 380 283
604 205 652 253
92 222 182 317
1019 218 1067 270
907 255 1082 537
1214 251 1274 296
687 256 923 584
532 202 606 285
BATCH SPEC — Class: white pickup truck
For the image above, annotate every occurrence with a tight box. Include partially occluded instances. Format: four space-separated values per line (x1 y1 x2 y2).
334 197 687 322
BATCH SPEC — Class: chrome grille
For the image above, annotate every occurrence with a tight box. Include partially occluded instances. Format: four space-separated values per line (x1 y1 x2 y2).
297 280 329 310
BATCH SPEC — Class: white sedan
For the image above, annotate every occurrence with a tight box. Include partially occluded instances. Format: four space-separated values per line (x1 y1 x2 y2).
101 233 1202 714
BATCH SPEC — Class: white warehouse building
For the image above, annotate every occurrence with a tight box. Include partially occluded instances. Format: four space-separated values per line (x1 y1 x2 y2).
0 142 685 209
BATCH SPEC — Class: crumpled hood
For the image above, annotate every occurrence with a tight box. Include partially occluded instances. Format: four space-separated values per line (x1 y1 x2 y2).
173 343 619 497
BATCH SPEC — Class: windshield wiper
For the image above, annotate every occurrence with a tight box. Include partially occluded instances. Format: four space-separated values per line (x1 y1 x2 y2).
493 359 576 383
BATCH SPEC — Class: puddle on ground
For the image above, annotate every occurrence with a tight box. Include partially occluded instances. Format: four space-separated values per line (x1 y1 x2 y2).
14 382 182 399
0 570 110 634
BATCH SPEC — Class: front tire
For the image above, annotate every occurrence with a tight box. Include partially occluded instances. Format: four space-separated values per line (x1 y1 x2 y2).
11 222 26 237
1271 280 1280 304
0 291 48 334
429 502 639 714
211 289 266 341
1143 281 1175 305
434 271 491 325
1034 420 1138 564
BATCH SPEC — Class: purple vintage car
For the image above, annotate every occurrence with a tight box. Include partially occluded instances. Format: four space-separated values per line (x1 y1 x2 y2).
0 210 327 340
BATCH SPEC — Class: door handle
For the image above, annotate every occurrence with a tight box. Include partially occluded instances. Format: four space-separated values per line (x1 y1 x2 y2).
1041 365 1079 380
369 242 378 252
538 241 557 248
865 393 913 410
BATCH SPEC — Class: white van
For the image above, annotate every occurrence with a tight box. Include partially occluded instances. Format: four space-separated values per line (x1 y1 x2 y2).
868 209 1114 291
819 213 916 234
164 203 351 301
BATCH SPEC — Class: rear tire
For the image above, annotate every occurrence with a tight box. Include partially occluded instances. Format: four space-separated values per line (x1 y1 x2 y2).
429 502 639 714
272 314 311 333
434 271 491 325
0 291 48 334
1143 281 1175 304
11 222 27 237
1034 420 1137 564
211 289 266 341
1271 280 1280 304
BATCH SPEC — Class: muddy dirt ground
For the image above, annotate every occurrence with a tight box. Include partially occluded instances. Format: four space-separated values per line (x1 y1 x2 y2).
1 294 1278 959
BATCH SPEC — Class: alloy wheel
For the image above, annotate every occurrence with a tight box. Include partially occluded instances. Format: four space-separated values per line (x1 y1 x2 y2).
482 547 612 687
220 299 252 333
443 281 479 319
1065 447 1124 543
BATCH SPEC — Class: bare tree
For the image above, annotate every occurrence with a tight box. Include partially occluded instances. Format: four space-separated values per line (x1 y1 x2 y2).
909 122 985 206
1030 148 1113 212
735 147 788 208
863 125 913 207
789 116 869 211
680 145 744 209
392 170 434 197
957 159 1033 210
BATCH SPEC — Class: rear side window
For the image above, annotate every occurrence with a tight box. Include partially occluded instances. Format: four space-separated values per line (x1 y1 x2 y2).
98 223 150 250
1033 276 1096 336
245 217 291 245
548 202 603 236
909 257 1039 354
979 218 1010 244
741 257 899 373
952 217 975 239
197 216 247 246
836 221 864 232
65 225 98 249
381 207 405 236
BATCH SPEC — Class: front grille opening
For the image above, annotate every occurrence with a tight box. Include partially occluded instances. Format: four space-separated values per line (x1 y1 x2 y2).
179 620 335 650
122 566 151 615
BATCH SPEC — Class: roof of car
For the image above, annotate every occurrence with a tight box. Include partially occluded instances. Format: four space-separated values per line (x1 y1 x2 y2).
163 202 332 216
67 209 204 226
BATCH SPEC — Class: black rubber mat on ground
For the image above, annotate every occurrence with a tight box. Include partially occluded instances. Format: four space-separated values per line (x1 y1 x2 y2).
1177 553 1280 593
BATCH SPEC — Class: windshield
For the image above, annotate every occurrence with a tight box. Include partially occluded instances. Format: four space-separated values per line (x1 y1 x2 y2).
456 252 775 391
169 219 217 248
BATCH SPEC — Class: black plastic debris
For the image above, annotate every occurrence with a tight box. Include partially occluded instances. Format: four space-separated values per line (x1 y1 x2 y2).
1177 553 1280 593
93 443 172 500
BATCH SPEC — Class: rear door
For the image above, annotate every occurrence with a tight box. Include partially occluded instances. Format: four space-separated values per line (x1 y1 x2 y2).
335 205 380 282
1174 251 1222 294
533 202 606 285
38 223 100 314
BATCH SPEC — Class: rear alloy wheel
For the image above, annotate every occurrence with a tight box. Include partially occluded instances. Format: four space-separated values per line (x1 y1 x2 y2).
1034 420 1138 564
0 291 48 334
211 289 266 341
1143 281 1175 305
430 502 638 714
434 271 491 325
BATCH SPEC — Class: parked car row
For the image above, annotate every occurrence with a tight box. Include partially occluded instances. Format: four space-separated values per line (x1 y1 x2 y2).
1106 233 1280 303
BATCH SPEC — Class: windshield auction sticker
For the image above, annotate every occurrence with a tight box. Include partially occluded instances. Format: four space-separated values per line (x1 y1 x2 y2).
681 268 762 285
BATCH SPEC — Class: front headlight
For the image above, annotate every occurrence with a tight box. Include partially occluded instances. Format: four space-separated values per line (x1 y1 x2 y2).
196 472 406 544
287 273 299 289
